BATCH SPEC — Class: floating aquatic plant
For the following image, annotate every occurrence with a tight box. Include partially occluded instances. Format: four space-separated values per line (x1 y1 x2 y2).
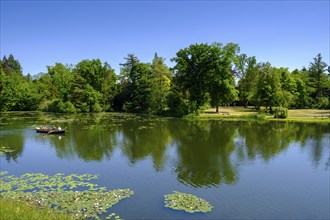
0 172 133 219
164 191 213 213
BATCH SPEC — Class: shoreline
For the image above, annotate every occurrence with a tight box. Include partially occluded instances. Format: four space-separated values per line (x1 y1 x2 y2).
197 107 330 123
1 108 330 123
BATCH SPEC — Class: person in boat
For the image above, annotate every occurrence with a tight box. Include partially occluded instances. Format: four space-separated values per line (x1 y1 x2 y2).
58 126 61 130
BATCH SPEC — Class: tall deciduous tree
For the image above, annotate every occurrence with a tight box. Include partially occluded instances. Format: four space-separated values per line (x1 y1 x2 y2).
208 43 239 113
236 55 258 107
253 63 283 113
118 54 172 114
172 42 239 113
101 62 117 111
150 53 172 113
47 63 73 102
278 67 296 107
172 43 212 112
70 73 89 112
74 59 104 92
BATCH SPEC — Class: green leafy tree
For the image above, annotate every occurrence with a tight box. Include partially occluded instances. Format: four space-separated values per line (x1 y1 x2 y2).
236 56 259 107
150 53 172 114
253 63 283 112
126 62 153 112
172 42 239 113
2 54 22 75
72 59 117 112
119 54 169 113
294 77 309 108
0 56 41 111
234 53 248 80
308 53 328 98
114 54 139 111
100 62 117 111
74 59 104 92
70 73 89 112
172 43 212 112
34 73 58 109
0 65 10 111
278 67 296 107
85 84 103 112
47 63 73 102
208 43 239 113
0 71 40 111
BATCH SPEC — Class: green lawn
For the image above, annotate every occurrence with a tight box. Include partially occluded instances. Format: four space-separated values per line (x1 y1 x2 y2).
199 107 330 122
0 198 73 220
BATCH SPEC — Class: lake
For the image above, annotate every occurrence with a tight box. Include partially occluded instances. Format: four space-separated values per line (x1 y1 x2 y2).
0 112 329 219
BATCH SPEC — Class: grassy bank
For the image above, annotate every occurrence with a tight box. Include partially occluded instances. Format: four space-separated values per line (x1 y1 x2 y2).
199 107 330 123
0 198 73 220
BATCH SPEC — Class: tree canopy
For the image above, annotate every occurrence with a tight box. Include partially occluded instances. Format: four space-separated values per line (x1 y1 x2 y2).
1 48 329 115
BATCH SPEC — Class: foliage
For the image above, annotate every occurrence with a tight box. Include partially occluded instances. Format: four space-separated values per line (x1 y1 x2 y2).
165 90 188 117
308 53 328 98
254 113 267 120
274 107 288 118
48 63 73 102
0 171 134 219
316 97 329 109
2 54 23 75
149 54 172 114
253 64 284 113
236 55 258 107
164 191 213 213
118 54 172 114
293 76 309 108
0 51 329 115
172 42 239 113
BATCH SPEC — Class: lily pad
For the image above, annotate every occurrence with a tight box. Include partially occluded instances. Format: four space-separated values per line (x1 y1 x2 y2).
164 191 213 213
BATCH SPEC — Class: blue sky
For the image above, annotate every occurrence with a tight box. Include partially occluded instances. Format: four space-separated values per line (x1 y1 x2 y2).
1 0 329 75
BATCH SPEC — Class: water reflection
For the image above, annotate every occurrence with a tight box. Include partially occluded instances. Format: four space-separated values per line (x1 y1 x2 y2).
169 120 238 187
120 120 170 171
0 133 24 162
0 113 329 187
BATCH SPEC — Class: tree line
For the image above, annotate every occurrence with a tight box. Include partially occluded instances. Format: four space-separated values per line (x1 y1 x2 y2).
1 42 329 116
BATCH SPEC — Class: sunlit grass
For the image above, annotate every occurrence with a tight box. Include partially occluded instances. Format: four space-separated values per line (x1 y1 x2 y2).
200 107 330 122
0 198 73 220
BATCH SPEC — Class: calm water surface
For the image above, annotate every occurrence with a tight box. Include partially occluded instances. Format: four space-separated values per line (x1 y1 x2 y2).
0 112 329 219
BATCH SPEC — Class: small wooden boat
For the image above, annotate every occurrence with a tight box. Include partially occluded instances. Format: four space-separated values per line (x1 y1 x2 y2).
36 126 66 134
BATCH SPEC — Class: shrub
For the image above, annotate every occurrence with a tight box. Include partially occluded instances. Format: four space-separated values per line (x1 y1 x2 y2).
39 99 60 112
274 107 288 118
316 97 329 109
92 102 103 112
254 113 267 120
63 101 76 113
80 103 90 113
166 92 188 117
56 100 65 112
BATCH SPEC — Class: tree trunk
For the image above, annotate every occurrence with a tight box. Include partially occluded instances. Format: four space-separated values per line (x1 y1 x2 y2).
317 71 321 97
216 105 219 113
244 100 248 108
